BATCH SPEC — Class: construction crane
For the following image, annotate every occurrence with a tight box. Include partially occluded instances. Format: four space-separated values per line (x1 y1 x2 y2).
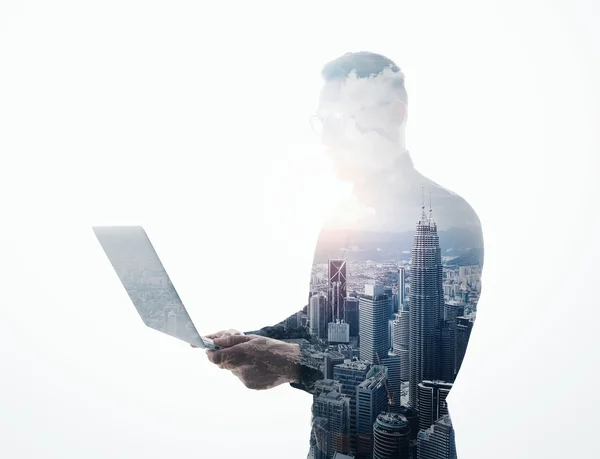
376 352 394 410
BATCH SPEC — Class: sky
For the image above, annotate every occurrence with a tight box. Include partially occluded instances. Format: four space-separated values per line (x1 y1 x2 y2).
1 1 599 458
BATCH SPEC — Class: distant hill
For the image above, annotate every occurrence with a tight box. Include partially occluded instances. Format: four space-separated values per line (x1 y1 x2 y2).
445 248 484 267
313 227 483 264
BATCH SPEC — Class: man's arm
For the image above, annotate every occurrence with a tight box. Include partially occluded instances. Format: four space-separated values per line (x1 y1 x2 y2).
243 233 326 393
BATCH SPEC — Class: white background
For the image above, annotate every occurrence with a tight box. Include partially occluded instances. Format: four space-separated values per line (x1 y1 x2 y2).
1 1 599 458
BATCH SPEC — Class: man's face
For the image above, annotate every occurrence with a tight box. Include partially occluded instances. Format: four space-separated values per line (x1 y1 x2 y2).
312 78 406 181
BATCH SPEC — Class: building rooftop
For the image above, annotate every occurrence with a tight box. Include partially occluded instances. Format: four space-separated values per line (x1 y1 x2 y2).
335 360 370 371
375 412 410 430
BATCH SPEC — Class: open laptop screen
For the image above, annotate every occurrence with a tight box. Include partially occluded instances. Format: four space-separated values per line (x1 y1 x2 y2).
93 225 207 348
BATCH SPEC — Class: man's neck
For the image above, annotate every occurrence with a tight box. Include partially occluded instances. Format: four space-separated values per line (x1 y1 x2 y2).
350 148 414 203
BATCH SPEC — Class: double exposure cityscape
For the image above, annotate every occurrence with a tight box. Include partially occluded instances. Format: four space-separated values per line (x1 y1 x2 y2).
259 204 483 459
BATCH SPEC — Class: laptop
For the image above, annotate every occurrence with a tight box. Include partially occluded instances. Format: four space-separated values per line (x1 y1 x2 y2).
92 225 220 350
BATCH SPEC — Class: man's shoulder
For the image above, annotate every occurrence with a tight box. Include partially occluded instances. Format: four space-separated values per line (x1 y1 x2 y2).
408 169 482 232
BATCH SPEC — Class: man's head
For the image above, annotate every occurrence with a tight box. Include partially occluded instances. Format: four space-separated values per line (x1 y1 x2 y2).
314 52 408 149
312 52 409 185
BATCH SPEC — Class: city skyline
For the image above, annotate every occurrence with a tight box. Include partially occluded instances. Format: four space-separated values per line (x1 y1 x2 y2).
262 201 483 459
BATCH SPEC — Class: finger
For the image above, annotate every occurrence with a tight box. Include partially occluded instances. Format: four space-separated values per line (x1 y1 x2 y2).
205 329 243 340
213 334 252 348
206 348 241 366
208 348 255 371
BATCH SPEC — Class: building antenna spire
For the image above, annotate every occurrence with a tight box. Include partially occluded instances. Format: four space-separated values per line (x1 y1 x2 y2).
429 191 432 213
420 186 427 221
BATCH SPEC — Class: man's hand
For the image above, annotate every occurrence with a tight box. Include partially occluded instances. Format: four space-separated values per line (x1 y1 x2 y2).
190 329 244 349
201 334 302 390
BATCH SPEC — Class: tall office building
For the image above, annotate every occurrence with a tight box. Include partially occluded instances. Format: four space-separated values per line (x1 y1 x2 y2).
359 284 390 365
381 354 402 413
313 390 352 456
398 405 420 459
329 321 351 344
409 204 444 409
417 380 453 431
313 416 331 459
323 353 346 380
456 315 474 374
416 415 457 459
356 366 389 458
344 297 360 337
329 259 347 322
333 361 372 455
398 267 406 307
372 412 411 459
309 293 328 340
383 287 394 320
285 311 303 330
314 379 343 398
440 320 457 383
391 308 410 382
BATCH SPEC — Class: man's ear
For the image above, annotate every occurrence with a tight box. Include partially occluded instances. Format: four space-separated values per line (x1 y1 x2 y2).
390 101 407 127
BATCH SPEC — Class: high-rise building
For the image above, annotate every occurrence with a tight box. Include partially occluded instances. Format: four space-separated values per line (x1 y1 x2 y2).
381 354 402 413
416 415 457 459
398 405 420 459
309 294 328 340
383 287 394 320
313 416 330 459
356 366 389 458
333 361 371 454
359 284 389 365
313 379 344 398
329 321 351 344
329 259 347 322
398 267 406 307
313 390 352 456
440 320 457 383
372 412 411 459
456 315 475 374
409 204 444 409
391 308 410 381
285 311 303 330
417 380 453 431
323 353 346 380
344 297 360 337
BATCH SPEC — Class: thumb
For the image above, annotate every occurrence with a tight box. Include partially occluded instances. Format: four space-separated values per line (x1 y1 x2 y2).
214 334 253 348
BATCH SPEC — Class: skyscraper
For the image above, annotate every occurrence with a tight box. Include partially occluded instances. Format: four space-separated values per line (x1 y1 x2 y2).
383 287 394 320
344 297 360 337
329 259 347 322
440 320 457 383
309 293 328 340
334 361 372 455
455 315 474 375
356 366 389 458
313 390 352 456
416 415 457 459
409 203 444 409
392 308 410 382
359 284 390 365
380 354 402 413
372 412 411 459
398 266 406 307
416 380 453 431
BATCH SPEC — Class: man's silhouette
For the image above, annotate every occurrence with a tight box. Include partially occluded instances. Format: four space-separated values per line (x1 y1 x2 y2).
201 52 484 459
